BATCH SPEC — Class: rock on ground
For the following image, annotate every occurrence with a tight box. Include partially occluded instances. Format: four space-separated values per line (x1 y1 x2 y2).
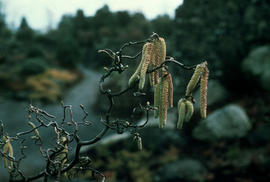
242 45 270 91
193 104 251 141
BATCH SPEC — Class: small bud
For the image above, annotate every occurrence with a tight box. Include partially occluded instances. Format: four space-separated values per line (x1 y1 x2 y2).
125 121 130 126
133 133 142 151
133 92 146 97
137 137 142 151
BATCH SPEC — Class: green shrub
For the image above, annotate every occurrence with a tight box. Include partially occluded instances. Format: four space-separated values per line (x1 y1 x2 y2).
19 57 47 76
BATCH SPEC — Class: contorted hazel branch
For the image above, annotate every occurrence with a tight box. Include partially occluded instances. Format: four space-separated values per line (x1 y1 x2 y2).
0 32 209 182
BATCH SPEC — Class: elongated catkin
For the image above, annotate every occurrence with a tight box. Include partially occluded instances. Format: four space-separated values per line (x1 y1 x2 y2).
153 38 160 85
149 39 158 86
2 136 13 170
139 43 154 90
128 43 148 87
186 64 203 96
177 99 186 129
3 136 8 168
159 38 166 64
200 63 208 119
152 37 166 85
159 76 169 128
184 100 194 122
159 38 167 77
167 73 173 108
149 64 155 87
154 81 161 118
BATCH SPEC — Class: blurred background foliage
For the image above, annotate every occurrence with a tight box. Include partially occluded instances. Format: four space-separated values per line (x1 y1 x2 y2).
0 0 270 181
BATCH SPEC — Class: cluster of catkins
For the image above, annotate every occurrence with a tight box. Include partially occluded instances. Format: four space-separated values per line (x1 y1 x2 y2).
177 62 209 129
128 37 209 129
128 37 173 128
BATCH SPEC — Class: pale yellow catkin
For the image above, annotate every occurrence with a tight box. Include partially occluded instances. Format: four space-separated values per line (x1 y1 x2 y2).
3 144 8 168
200 63 209 119
184 100 194 122
2 136 13 170
159 38 167 77
149 64 155 87
159 76 169 128
159 38 166 63
152 38 162 85
28 121 40 139
185 64 203 96
167 74 173 108
149 39 158 86
139 43 154 90
177 99 186 129
128 43 148 87
154 81 161 118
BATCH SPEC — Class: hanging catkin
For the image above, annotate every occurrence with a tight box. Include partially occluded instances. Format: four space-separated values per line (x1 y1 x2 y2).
177 99 186 129
167 73 173 108
152 38 161 85
159 75 169 128
200 63 209 119
2 136 13 170
154 80 161 118
149 64 155 87
159 38 167 77
159 38 166 63
185 64 203 96
139 43 154 90
128 43 148 87
184 100 194 122
149 39 158 86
